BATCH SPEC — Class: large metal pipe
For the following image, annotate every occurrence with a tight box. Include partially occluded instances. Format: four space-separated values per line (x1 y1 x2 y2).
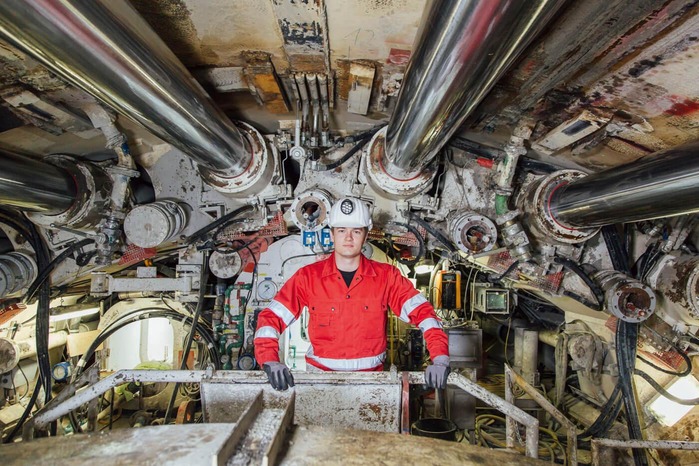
550 140 699 227
385 0 567 178
0 0 250 175
0 148 76 214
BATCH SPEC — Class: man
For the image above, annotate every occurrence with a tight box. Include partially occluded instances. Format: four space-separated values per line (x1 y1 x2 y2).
254 196 450 390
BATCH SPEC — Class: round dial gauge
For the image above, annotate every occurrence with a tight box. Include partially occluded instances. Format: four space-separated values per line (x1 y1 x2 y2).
257 279 278 300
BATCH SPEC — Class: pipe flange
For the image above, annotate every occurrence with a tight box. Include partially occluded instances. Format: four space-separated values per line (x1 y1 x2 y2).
450 211 497 254
209 250 243 279
124 201 188 248
361 127 436 200
0 252 37 297
198 122 276 196
289 189 333 231
0 337 20 373
522 170 598 244
594 270 656 323
652 255 699 322
27 155 112 230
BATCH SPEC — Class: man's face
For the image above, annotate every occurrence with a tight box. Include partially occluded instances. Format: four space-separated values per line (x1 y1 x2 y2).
331 227 368 259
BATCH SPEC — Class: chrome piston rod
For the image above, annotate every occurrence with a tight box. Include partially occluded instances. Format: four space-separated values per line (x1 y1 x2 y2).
384 0 566 178
0 148 76 214
550 140 699 227
0 0 251 175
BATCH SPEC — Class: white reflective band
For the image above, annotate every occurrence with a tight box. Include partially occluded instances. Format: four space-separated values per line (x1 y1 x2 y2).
268 299 296 326
306 345 386 371
418 317 442 333
254 326 280 340
399 293 428 322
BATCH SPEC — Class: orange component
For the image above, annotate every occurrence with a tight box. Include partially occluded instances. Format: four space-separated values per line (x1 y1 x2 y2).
434 270 461 309
0 303 26 326
175 399 197 424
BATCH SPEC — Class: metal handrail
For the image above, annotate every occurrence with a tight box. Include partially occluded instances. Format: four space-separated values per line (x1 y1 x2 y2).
504 364 578 465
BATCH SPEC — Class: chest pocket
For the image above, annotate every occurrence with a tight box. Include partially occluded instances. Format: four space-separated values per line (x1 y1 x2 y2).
308 301 336 343
349 299 387 342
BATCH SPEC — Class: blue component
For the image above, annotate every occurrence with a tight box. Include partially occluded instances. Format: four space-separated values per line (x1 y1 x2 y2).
302 230 316 247
320 228 333 247
52 361 72 382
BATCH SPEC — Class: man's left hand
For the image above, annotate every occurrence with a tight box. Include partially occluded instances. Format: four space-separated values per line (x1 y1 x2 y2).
425 355 450 389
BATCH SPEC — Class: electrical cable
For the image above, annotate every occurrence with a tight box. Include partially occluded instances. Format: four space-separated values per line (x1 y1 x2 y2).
316 126 381 171
489 260 520 284
211 221 254 251
73 307 220 381
602 225 630 274
637 350 691 377
24 238 95 302
578 382 623 439
0 208 55 441
186 205 255 244
408 211 457 253
616 321 648 466
164 250 210 424
385 221 425 267
2 375 43 443
634 369 699 405
554 256 604 311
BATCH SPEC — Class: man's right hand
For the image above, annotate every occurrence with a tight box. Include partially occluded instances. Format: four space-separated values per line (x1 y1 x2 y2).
262 362 295 390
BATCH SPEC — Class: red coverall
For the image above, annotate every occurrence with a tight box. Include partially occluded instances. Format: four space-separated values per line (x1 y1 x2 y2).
254 252 449 371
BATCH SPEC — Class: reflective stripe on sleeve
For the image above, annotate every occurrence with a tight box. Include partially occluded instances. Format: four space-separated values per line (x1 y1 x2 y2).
418 317 443 333
306 345 386 371
268 299 296 326
254 326 280 340
399 293 428 322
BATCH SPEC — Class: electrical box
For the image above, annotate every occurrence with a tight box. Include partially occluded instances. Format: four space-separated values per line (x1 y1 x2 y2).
434 270 461 309
471 282 509 314
302 230 316 247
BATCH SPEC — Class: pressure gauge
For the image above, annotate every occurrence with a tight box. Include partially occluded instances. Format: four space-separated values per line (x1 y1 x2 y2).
257 278 278 301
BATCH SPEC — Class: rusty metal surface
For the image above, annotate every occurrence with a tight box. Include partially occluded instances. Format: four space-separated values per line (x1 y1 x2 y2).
591 438 699 466
4 424 242 466
505 365 578 466
408 371 540 459
202 371 401 432
279 425 549 466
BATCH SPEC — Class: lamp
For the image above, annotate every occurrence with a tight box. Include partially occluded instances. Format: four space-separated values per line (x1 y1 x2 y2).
414 258 436 275
647 376 699 427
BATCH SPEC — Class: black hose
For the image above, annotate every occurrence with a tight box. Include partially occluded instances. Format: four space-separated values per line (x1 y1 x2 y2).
24 238 95 302
164 251 210 423
602 226 630 275
554 256 604 311
0 209 53 440
635 369 699 405
638 348 691 377
2 375 43 443
578 382 623 439
73 308 220 381
489 260 520 284
316 127 381 171
408 212 457 253
385 221 425 267
186 205 255 244
616 321 648 466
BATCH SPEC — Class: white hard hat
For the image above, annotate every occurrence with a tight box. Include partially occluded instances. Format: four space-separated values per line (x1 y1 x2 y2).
329 197 373 230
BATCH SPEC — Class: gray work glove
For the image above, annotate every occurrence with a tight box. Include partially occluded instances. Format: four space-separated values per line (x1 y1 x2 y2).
263 362 295 391
425 355 450 390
